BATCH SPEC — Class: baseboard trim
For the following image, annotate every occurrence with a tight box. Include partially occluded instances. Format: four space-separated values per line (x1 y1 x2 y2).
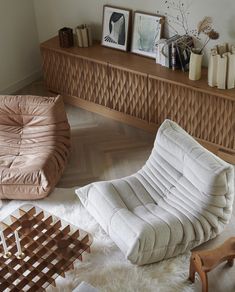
0 70 42 94
63 94 158 133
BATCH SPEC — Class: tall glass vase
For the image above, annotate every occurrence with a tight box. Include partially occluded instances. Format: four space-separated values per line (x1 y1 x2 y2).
189 50 203 81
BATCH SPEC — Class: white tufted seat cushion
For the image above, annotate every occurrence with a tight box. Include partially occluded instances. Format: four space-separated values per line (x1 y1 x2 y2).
76 120 234 265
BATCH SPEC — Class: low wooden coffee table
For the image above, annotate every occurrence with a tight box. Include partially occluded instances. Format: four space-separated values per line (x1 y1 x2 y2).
189 237 235 292
0 204 93 291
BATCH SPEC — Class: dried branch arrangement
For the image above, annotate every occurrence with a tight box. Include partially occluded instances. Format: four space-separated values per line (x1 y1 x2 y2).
197 17 219 54
158 0 194 36
158 0 219 54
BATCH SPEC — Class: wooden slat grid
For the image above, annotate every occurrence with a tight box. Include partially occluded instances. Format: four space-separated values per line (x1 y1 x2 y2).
0 205 92 292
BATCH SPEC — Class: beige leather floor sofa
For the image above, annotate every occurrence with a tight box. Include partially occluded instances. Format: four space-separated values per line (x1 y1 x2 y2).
77 120 234 265
0 95 70 200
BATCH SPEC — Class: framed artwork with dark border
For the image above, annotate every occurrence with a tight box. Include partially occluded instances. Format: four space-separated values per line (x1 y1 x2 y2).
101 5 132 51
131 11 165 58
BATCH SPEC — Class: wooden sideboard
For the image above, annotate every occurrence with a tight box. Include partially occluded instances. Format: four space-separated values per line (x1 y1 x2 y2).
40 37 235 163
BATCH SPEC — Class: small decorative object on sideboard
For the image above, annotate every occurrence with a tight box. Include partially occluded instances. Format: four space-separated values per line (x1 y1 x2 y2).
189 48 204 81
208 43 235 89
156 34 194 71
76 24 93 48
158 2 220 79
131 11 164 58
101 5 132 52
189 17 219 81
58 27 74 48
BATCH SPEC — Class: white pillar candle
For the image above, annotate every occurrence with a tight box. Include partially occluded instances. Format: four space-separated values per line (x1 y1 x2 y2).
14 230 22 255
0 230 8 254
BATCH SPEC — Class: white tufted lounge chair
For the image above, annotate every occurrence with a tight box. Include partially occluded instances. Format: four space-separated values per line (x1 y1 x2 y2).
76 120 234 265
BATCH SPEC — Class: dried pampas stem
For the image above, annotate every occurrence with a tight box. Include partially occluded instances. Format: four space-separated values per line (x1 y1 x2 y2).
197 16 213 34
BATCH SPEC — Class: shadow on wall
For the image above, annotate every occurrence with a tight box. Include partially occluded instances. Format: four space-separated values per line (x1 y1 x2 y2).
89 23 102 41
228 16 235 38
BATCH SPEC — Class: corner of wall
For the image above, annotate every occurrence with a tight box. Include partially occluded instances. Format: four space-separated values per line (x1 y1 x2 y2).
0 70 42 95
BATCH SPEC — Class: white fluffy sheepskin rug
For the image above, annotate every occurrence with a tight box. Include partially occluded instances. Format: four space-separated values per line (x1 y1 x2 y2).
0 188 195 292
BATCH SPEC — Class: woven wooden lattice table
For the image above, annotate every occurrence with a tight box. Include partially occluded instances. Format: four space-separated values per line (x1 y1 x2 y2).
0 204 92 291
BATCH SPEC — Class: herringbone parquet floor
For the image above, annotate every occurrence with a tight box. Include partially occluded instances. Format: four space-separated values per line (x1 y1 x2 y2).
16 80 155 188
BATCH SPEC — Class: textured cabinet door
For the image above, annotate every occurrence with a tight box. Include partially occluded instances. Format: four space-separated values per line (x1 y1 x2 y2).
109 65 148 121
41 48 109 107
148 76 235 150
71 58 109 107
41 48 74 95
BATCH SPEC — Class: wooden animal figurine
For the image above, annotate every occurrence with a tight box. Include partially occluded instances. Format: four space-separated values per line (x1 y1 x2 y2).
189 237 235 292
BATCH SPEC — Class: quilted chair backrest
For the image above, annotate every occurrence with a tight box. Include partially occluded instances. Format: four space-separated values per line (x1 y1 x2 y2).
145 119 234 230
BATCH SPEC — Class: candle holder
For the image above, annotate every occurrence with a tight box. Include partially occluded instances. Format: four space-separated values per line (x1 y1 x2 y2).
58 27 74 48
3 251 12 259
16 252 25 260
14 230 25 260
0 230 11 258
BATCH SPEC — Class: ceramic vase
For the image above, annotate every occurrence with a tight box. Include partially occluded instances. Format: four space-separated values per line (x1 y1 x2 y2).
189 50 203 81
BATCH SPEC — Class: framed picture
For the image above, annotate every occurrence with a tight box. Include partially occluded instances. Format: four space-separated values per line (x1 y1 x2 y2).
131 12 164 58
101 5 132 51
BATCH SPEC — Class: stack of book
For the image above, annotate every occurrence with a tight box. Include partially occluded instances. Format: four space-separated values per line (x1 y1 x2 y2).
208 43 235 89
76 24 93 48
156 35 194 72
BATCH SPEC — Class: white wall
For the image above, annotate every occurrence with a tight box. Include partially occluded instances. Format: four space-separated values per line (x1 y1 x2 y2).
33 0 82 42
34 0 235 63
0 0 41 94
